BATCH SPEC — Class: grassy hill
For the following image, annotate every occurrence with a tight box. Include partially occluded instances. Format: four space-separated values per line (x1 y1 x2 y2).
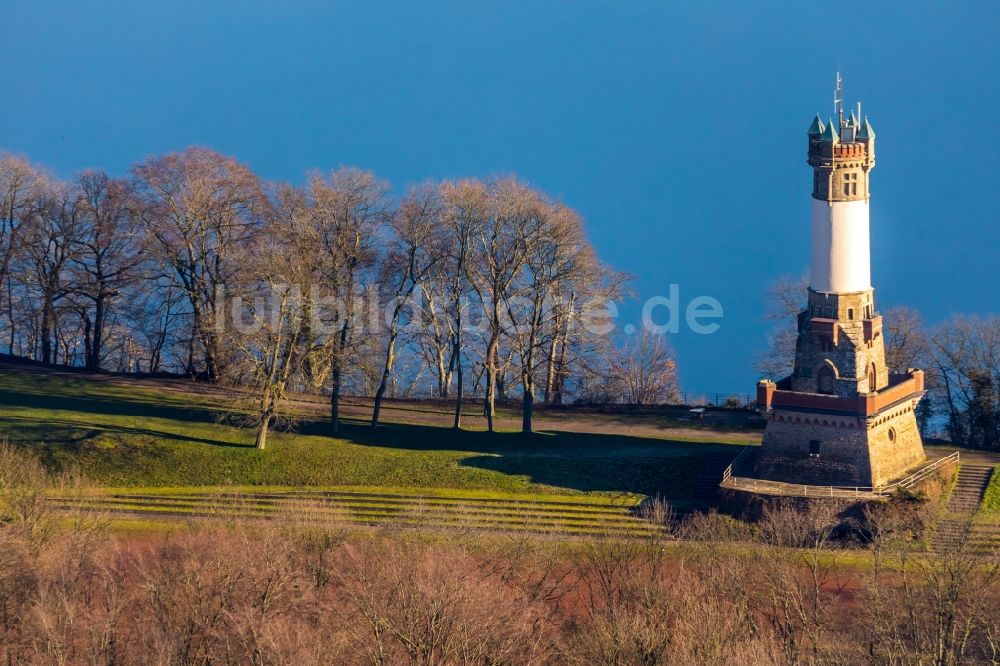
0 365 755 509
983 468 1000 514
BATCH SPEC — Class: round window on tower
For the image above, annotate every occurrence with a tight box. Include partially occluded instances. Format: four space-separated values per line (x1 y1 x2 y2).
887 428 896 443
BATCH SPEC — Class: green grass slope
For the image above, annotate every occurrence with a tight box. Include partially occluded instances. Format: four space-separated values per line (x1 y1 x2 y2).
0 368 748 502
981 467 1000 514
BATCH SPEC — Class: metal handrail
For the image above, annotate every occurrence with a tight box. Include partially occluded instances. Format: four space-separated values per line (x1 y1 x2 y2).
720 451 961 499
721 446 753 483
879 451 960 494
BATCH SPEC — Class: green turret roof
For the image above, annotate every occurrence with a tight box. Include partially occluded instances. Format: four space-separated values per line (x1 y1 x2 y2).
820 118 839 142
856 117 875 141
807 114 825 136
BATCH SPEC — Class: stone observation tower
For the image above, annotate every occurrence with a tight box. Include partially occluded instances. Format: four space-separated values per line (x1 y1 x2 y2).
753 75 926 488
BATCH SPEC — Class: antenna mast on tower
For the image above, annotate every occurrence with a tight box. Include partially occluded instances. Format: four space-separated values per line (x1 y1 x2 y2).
834 72 844 127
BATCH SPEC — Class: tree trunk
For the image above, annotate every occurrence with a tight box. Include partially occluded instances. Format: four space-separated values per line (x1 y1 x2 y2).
485 366 495 432
437 345 451 399
453 309 464 429
6 273 15 354
443 344 455 398
201 327 221 381
522 385 533 433
330 366 342 434
187 297 202 377
40 294 54 366
552 302 573 406
372 375 388 427
87 294 107 372
330 315 350 434
543 333 558 404
453 348 463 429
371 330 398 428
83 316 94 370
150 332 164 373
255 415 270 450
484 332 498 433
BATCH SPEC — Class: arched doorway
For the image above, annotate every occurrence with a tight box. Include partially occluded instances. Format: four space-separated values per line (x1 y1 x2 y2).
818 365 835 394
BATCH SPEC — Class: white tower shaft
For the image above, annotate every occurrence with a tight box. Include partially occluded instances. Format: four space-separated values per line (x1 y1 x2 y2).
810 198 871 293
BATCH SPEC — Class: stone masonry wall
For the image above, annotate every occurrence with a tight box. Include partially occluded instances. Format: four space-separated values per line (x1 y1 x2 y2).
866 399 925 487
754 413 872 486
790 289 889 395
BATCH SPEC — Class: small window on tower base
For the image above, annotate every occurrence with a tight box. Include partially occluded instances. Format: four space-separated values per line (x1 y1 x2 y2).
809 440 822 458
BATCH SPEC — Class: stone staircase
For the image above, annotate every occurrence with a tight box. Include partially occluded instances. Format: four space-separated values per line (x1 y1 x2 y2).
948 464 993 512
931 463 995 554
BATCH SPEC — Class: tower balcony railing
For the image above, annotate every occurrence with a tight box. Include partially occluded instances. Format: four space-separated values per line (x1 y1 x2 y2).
758 370 924 418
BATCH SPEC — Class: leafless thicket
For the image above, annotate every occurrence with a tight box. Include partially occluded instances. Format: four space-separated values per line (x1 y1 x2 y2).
603 330 680 406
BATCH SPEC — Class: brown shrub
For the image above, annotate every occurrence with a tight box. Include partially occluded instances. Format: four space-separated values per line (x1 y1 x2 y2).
332 539 558 664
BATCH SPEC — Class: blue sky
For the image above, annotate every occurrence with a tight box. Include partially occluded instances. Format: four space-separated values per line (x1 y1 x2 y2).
2 1 998 393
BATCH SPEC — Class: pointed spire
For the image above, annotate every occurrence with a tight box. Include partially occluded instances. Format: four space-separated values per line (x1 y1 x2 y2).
857 116 875 141
820 118 839 143
849 110 859 127
808 114 826 136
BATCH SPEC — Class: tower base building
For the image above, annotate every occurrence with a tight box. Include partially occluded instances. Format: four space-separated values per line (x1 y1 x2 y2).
750 78 925 489
755 371 926 488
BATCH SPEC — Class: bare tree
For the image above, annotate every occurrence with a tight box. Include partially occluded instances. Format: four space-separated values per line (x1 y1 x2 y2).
751 501 846 663
334 541 554 664
224 197 314 449
22 181 83 366
70 171 145 371
413 265 456 399
882 305 929 374
507 201 590 432
545 265 629 407
755 274 807 379
0 154 47 354
371 185 445 427
930 316 1000 449
468 178 541 432
439 179 489 429
608 330 679 405
308 168 389 434
132 147 265 380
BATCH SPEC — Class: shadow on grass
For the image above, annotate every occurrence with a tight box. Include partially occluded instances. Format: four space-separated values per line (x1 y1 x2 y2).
0 414 253 449
300 418 744 496
0 383 224 425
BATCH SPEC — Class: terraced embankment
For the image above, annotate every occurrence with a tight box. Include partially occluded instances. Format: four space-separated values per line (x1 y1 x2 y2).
932 463 997 553
52 487 663 539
